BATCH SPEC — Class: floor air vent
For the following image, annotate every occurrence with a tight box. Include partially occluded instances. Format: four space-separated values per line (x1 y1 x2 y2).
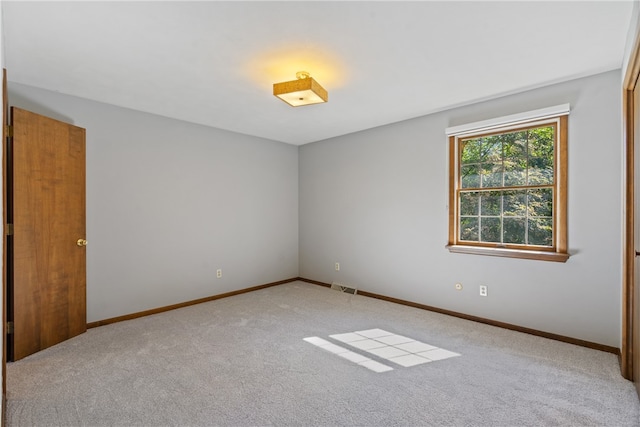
331 282 357 295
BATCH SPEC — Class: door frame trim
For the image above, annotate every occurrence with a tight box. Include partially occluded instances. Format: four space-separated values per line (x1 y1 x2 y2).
623 25 640 381
2 67 7 421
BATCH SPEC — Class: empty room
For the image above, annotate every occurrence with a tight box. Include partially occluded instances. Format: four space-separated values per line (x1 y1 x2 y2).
1 1 640 425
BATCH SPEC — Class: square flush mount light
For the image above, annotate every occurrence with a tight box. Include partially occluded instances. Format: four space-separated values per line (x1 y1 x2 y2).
273 71 328 107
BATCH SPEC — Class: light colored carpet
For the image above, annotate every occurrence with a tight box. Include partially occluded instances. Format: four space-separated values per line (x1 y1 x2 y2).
6 281 640 426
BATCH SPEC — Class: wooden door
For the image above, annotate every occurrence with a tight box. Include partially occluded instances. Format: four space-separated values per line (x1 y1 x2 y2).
9 107 86 361
623 26 640 389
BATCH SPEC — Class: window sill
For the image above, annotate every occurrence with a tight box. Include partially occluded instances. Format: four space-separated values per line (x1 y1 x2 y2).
446 245 570 263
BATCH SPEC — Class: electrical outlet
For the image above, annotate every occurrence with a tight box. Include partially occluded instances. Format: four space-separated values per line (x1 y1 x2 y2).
335 262 340 271
479 285 488 297
216 269 222 278
455 283 463 291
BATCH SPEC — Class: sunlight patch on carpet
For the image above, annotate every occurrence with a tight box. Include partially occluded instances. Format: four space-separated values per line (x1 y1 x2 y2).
304 328 460 372
303 336 394 372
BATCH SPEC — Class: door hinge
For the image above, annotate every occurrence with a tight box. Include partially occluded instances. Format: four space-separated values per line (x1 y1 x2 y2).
6 224 13 236
5 125 12 138
6 322 13 335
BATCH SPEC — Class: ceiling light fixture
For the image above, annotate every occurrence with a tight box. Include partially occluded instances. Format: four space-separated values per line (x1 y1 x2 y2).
273 71 328 107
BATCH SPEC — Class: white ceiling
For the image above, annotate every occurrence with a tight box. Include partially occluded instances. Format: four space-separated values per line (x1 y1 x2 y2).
2 1 635 145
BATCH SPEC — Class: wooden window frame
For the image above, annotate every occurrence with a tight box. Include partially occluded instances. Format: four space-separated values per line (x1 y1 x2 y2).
446 109 569 262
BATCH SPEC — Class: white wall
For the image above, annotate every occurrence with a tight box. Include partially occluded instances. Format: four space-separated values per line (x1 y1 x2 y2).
622 1 640 77
300 70 622 348
5 70 624 347
8 82 299 323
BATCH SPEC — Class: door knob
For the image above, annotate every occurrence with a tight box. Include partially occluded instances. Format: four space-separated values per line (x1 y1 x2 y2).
76 239 88 247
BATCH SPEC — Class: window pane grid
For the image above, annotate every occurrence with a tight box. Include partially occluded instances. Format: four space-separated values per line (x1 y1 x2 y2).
460 127 555 191
458 178 555 247
458 124 556 248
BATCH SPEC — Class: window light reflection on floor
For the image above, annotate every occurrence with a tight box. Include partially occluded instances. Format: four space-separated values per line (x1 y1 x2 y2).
304 328 460 373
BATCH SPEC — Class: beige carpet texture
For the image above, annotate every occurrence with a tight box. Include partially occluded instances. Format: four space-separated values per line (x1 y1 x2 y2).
6 281 640 426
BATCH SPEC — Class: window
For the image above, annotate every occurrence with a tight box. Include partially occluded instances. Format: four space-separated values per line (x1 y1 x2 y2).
446 105 569 262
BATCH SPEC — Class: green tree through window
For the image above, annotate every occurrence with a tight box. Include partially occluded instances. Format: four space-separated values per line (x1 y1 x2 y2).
459 126 554 246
